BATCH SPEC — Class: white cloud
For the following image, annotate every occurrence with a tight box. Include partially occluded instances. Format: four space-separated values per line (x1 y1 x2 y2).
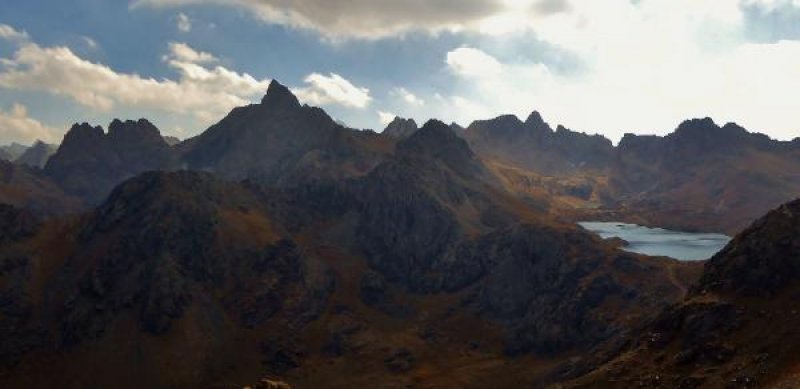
177 12 192 32
377 110 396 126
434 1 800 141
744 0 800 10
446 47 503 76
82 36 98 49
0 24 29 42
0 41 269 127
130 0 505 39
392 87 425 107
165 42 217 63
293 73 372 109
0 103 58 144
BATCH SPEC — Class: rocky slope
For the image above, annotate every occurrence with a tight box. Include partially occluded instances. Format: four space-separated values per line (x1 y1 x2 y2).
0 171 333 388
562 198 800 388
0 160 83 216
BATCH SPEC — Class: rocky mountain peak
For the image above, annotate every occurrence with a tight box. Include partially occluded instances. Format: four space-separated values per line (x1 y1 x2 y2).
15 140 56 168
400 119 467 153
45 119 178 203
383 116 418 139
524 110 551 132
108 118 166 144
676 117 718 132
261 79 300 109
396 119 483 176
62 122 105 144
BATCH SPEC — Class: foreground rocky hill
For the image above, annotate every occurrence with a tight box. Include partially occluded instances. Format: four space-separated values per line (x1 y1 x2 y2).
562 198 800 388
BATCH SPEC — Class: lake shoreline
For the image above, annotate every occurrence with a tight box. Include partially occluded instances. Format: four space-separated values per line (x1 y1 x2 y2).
579 221 731 261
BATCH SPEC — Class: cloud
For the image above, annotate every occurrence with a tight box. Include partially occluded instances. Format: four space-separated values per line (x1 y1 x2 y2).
293 73 372 109
0 24 29 42
0 40 269 126
0 103 58 144
443 34 800 142
130 0 505 39
177 12 192 32
166 41 217 63
392 87 425 107
377 110 396 126
82 36 99 50
446 47 503 76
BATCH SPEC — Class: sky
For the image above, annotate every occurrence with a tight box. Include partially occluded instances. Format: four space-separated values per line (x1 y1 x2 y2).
1 0 800 145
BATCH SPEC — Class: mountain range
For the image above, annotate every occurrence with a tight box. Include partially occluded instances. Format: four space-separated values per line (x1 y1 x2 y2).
0 80 798 387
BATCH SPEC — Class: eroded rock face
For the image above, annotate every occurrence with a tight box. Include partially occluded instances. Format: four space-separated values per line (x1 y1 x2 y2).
350 121 671 355
26 172 333 348
353 120 489 292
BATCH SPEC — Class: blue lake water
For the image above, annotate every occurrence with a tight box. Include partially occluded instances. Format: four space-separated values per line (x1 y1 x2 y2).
578 221 731 261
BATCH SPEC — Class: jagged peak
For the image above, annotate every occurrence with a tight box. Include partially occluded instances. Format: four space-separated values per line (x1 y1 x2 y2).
63 122 104 142
261 79 300 108
417 119 459 138
490 114 524 126
675 117 719 132
383 116 419 138
387 116 417 128
399 119 471 156
108 118 160 135
524 110 547 128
